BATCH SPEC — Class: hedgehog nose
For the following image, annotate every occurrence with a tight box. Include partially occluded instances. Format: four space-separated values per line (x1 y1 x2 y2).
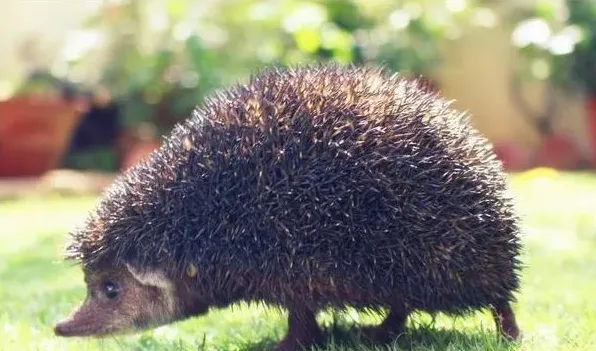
54 322 67 336
54 319 75 337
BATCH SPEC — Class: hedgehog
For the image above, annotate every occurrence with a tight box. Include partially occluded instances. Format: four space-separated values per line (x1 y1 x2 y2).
54 64 523 351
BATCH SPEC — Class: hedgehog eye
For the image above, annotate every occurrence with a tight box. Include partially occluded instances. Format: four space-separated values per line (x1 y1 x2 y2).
103 281 120 299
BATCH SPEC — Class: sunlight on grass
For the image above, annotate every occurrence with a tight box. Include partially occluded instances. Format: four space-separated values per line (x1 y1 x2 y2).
1 169 595 350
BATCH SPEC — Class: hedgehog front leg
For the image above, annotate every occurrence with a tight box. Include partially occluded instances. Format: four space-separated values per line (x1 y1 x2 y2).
491 301 520 341
360 304 409 343
274 306 324 351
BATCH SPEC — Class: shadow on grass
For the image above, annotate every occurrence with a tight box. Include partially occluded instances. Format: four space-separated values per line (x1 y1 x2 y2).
221 323 519 351
321 324 519 351
56 333 282 351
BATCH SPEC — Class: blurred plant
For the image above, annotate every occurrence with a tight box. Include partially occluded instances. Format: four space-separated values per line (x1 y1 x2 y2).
510 0 596 94
56 0 488 136
507 0 596 168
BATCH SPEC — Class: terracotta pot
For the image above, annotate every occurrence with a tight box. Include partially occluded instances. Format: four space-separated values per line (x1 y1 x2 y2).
586 98 596 166
0 96 84 177
493 142 530 171
532 133 584 170
120 140 160 171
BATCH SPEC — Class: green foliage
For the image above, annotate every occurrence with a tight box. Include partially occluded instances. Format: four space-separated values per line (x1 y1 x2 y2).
63 147 118 172
1 171 596 350
61 0 488 134
510 0 596 95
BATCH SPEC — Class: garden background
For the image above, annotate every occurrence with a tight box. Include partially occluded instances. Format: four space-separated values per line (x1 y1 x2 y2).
1 1 595 350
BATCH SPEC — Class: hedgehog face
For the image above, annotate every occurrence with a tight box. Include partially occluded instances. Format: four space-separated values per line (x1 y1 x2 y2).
54 263 209 337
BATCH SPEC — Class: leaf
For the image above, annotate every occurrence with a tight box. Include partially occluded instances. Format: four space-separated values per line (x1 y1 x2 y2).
166 0 190 21
121 97 155 127
185 35 218 87
294 28 321 54
535 0 558 21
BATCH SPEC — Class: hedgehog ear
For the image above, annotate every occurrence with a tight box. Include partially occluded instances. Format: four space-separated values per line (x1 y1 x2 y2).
125 263 173 290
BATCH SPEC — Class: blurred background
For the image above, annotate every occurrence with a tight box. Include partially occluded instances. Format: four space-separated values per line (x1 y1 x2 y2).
1 0 596 194
1 2 596 350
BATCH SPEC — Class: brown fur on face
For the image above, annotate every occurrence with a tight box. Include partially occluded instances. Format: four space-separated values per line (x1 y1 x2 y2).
54 264 209 337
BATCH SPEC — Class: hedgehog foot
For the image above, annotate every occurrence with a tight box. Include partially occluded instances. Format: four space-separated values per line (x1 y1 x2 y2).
360 305 408 344
274 306 324 351
491 302 520 341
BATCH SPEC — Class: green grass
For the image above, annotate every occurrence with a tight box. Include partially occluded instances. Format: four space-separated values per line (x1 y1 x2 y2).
1 168 596 350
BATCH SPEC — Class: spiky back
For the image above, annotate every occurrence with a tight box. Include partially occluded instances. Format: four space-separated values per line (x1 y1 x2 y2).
66 64 522 311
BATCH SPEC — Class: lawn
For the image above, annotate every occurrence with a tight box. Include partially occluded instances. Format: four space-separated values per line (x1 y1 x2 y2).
1 168 595 351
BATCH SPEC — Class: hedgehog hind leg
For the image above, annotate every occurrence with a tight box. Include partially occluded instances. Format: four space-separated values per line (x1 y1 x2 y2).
274 306 324 351
490 301 520 342
359 303 409 344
